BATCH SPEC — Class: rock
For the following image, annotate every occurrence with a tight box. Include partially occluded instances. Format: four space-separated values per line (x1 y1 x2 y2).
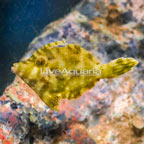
0 0 144 143
132 114 144 137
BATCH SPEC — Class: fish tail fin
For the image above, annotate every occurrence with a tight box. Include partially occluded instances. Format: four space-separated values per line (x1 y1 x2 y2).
99 57 138 79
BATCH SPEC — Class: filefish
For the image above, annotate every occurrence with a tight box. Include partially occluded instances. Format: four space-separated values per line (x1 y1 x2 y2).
11 40 138 111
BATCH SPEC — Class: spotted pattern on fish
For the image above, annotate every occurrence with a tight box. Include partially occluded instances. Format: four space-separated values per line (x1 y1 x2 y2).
12 41 138 111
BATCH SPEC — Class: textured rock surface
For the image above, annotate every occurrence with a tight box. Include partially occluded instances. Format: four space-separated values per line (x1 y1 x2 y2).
0 0 144 143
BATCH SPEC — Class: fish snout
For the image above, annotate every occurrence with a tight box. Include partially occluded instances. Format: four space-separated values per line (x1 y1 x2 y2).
11 63 19 74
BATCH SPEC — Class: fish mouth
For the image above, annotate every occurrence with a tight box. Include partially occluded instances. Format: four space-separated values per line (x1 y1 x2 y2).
11 63 18 74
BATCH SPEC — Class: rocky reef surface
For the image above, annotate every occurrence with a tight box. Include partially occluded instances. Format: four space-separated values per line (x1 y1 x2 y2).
0 0 144 143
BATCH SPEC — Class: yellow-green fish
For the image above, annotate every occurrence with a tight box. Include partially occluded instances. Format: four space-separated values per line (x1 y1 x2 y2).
11 40 138 111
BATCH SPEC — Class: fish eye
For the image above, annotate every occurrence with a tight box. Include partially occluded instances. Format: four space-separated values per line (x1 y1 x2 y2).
35 56 47 66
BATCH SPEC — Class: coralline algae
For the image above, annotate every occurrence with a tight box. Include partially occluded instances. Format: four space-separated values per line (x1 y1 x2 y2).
0 0 144 143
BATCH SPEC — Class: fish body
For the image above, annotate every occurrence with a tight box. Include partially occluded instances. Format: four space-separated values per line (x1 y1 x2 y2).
12 41 138 111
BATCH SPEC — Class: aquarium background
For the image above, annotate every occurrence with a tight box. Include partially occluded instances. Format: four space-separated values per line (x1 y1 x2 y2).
0 0 81 95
